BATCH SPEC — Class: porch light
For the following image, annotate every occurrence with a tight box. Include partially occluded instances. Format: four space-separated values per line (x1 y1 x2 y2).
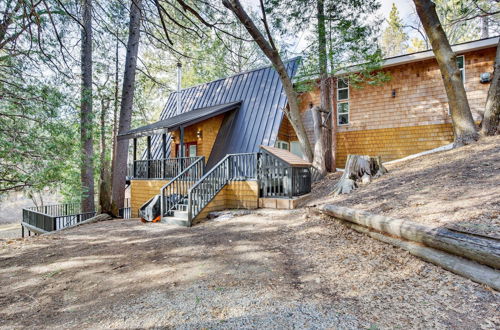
197 129 202 139
392 89 396 98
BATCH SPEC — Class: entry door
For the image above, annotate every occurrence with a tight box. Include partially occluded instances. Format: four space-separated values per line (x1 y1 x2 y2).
176 142 197 157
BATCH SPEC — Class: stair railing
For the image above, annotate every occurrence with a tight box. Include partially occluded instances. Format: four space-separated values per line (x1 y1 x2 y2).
187 153 257 225
160 156 205 218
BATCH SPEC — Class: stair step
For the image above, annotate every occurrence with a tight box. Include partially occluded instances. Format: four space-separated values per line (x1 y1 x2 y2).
161 216 189 227
173 210 189 219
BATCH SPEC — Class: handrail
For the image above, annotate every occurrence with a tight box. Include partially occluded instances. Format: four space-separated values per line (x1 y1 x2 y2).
187 153 258 225
160 156 205 218
131 157 200 179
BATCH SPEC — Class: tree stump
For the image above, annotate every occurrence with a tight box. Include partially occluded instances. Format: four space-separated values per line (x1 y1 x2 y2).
333 155 387 195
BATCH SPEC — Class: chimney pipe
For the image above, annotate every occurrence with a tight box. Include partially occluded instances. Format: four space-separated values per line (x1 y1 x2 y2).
176 62 182 115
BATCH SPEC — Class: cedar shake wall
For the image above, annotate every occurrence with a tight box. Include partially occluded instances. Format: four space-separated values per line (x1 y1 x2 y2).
193 181 259 223
289 48 495 167
170 114 224 161
130 179 170 217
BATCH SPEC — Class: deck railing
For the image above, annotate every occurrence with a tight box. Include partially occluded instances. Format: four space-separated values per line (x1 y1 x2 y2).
187 153 258 224
258 151 311 198
22 199 133 235
129 157 201 179
22 203 96 233
160 156 205 218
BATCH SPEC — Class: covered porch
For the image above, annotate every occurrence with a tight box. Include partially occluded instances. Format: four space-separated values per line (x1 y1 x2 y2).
119 101 242 180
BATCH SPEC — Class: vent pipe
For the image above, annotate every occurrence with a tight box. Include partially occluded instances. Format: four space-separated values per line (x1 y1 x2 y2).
176 62 182 115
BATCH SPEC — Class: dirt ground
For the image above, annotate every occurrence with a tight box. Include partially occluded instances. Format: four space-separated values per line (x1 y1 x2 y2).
1 211 498 329
308 135 500 239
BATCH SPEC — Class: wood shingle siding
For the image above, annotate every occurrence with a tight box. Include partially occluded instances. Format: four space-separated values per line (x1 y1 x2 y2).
130 179 170 217
292 48 495 167
193 181 259 223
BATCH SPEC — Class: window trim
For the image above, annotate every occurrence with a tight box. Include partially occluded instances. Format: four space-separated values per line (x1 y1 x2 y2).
337 78 350 126
457 55 465 83
275 140 290 151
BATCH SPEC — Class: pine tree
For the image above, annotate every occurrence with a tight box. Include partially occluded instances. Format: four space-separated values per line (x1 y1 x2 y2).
381 3 409 57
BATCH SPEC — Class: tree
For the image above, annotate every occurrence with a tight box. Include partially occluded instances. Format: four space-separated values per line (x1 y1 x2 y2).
80 0 95 213
481 38 500 136
111 0 144 216
413 0 479 146
267 0 386 172
220 0 314 162
381 3 409 57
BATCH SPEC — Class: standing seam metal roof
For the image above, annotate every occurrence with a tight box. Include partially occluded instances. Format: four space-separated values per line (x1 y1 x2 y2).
146 57 301 165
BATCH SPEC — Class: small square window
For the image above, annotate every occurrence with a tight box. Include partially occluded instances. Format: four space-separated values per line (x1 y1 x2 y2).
338 114 349 125
338 102 349 114
337 78 348 89
338 89 349 101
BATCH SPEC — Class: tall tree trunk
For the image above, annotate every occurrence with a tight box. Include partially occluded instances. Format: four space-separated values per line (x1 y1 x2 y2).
110 0 143 216
413 0 479 146
222 0 314 162
316 0 332 174
99 98 112 213
80 0 95 213
111 30 120 179
481 39 500 136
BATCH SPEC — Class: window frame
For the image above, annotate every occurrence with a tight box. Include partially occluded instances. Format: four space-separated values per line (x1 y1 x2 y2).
456 55 465 83
275 140 290 151
337 78 350 126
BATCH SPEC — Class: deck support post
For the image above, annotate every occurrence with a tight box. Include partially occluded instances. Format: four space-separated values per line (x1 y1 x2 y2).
162 133 167 178
147 136 152 178
133 138 137 177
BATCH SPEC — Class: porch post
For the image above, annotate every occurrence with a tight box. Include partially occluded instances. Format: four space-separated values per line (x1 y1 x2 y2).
147 136 152 178
133 138 137 177
162 133 167 178
179 127 185 171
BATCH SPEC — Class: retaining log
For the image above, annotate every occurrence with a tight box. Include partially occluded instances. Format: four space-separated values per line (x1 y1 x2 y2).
318 205 500 269
344 221 500 291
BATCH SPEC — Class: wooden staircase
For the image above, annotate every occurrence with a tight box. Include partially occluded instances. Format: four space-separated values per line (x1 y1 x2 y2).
161 153 258 226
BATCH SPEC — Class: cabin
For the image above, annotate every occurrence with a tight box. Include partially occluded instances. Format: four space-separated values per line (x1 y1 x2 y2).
119 37 497 226
118 58 313 225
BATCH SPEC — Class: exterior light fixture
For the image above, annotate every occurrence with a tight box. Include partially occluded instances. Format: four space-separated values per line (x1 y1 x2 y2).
392 89 396 98
480 72 492 84
197 130 202 139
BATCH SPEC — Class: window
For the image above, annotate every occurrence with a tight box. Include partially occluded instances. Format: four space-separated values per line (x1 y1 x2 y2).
275 140 290 151
290 141 304 159
457 55 465 82
337 78 349 125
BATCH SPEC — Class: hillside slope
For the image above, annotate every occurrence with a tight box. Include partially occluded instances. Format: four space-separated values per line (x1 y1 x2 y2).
309 135 500 239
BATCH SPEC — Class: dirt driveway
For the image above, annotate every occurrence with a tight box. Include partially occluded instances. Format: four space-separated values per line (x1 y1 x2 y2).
1 210 498 329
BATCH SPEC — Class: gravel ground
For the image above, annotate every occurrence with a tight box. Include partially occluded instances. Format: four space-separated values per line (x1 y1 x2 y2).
0 224 21 240
1 211 498 329
308 135 500 239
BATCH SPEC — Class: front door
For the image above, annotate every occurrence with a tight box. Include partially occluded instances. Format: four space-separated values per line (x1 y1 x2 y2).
176 142 197 157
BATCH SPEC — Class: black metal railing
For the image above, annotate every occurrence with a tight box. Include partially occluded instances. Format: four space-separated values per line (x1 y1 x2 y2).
129 157 201 179
22 203 96 233
160 156 205 218
119 198 131 219
187 153 258 224
258 151 311 198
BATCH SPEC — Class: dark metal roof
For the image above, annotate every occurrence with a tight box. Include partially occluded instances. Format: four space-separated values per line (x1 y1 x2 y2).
118 101 241 140
145 57 301 166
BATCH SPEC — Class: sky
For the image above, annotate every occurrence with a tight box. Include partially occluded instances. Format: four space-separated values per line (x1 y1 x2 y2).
380 0 414 24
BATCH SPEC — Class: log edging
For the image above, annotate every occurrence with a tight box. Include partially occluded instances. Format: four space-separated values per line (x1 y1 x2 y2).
318 204 500 290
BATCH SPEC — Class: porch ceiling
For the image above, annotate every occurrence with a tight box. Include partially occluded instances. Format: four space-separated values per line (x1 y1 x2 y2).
118 101 242 140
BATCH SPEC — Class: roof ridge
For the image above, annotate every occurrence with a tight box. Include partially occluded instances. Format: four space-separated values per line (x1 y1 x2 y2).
178 56 302 93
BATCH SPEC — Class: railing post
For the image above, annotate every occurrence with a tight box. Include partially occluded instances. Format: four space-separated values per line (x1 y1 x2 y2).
133 138 137 177
187 190 192 226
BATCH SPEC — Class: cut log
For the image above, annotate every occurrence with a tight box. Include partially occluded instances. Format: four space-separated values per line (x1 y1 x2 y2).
319 204 500 269
344 221 500 291
333 155 387 195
